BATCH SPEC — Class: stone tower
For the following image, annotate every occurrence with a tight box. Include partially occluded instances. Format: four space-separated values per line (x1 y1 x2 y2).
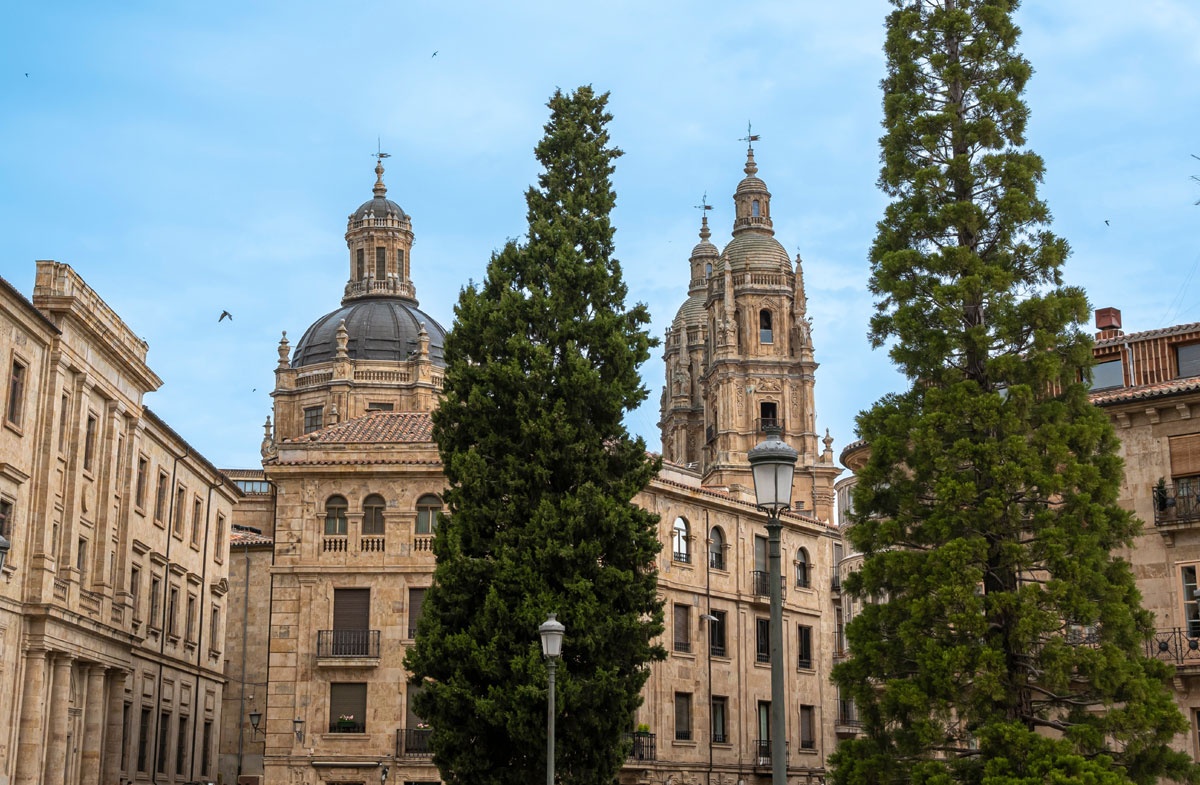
661 144 839 521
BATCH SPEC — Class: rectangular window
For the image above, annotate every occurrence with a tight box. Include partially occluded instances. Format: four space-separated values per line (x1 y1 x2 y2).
211 605 221 651
173 486 186 537
191 497 203 546
356 248 365 279
135 456 148 509
397 248 405 269
329 682 368 733
1183 565 1200 638
201 719 213 775
303 406 323 434
156 711 171 773
366 401 394 411
155 471 169 524
756 617 770 663
760 401 778 430
709 609 727 656
800 705 816 749
333 588 371 655
150 576 162 628
121 702 131 771
1090 358 1124 390
175 715 189 775
168 586 179 637
711 696 728 744
0 497 11 538
83 413 98 471
408 587 425 638
77 537 88 582
130 566 141 620
6 359 26 427
1179 343 1200 379
673 604 691 653
137 707 151 772
376 246 387 279
215 513 226 560
797 624 813 669
186 593 197 642
58 393 69 451
758 701 771 746
674 692 693 741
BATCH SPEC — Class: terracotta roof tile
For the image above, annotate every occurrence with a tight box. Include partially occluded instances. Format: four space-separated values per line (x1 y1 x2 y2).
1095 321 1200 349
1090 377 1200 406
230 528 273 546
285 411 434 445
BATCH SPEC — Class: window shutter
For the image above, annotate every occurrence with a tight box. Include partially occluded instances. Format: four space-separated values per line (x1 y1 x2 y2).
329 683 366 725
1170 434 1200 478
333 589 370 630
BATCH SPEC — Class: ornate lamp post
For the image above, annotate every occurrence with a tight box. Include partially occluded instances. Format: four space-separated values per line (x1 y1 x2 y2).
748 426 798 785
539 613 566 785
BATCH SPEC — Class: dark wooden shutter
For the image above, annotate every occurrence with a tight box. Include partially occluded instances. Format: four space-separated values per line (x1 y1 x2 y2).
334 589 370 630
329 683 366 726
408 588 425 637
1171 434 1200 478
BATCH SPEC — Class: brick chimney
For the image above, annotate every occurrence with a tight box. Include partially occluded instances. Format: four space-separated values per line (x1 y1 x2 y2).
1095 307 1123 339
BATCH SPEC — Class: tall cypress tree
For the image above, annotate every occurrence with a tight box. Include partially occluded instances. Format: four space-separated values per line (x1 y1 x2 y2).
403 86 664 785
830 2 1196 784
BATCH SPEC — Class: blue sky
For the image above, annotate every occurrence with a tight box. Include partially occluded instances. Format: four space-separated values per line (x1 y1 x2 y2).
2 1 1198 472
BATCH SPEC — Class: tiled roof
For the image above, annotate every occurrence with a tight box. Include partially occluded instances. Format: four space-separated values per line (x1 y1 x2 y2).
1090 377 1200 406
285 411 434 445
223 468 266 479
230 528 273 546
1095 320 1200 349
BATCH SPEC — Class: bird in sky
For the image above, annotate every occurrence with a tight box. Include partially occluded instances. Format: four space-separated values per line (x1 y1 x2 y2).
1104 220 1110 226
219 310 233 322
431 51 438 57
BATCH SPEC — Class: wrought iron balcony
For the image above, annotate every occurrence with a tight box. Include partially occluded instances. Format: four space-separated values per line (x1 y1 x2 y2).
750 570 786 599
674 639 692 654
673 549 692 564
624 732 657 761
1147 627 1200 666
831 573 842 592
709 550 726 570
396 727 432 757
754 739 788 767
1153 483 1200 528
316 629 380 659
329 721 366 733
837 699 862 730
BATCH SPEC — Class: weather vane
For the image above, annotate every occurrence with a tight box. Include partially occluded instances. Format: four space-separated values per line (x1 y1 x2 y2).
739 122 761 149
694 192 713 212
374 137 391 164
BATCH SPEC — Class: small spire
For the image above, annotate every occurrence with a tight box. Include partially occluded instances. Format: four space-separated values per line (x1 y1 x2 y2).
744 147 758 177
373 147 391 198
699 214 711 242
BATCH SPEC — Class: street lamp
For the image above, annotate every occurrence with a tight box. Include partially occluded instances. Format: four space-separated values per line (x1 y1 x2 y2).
539 613 565 785
248 711 264 739
293 718 305 743
747 426 798 785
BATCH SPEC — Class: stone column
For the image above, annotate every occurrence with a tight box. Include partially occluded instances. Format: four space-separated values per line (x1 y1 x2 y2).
79 665 106 785
44 653 75 785
13 649 49 785
102 669 128 785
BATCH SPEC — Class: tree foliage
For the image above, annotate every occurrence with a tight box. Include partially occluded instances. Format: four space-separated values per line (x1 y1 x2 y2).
403 85 664 785
830 2 1196 783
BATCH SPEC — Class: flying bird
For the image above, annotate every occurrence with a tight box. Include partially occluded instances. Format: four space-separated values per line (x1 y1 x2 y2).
431 51 438 57
1104 220 1110 226
219 310 233 322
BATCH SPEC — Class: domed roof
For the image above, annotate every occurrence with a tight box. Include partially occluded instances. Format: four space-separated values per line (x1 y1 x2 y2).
351 196 408 222
673 294 707 329
719 233 792 274
291 299 447 368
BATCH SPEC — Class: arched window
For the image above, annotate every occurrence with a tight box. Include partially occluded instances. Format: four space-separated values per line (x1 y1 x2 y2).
795 548 810 588
708 526 726 570
416 494 442 535
325 495 348 536
362 494 386 535
672 517 691 563
759 310 773 344
751 200 761 217
705 262 713 278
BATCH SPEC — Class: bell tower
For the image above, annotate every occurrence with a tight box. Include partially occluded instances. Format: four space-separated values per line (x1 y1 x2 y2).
343 154 417 303
693 142 839 521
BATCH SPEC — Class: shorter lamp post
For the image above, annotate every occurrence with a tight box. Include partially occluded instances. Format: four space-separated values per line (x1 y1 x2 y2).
747 426 798 785
539 613 565 785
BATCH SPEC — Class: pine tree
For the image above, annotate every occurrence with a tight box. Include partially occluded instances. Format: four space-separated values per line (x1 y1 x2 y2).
830 2 1197 783
403 86 664 785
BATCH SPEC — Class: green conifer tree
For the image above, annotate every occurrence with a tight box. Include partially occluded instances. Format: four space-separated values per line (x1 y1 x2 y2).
830 3 1197 783
403 86 664 785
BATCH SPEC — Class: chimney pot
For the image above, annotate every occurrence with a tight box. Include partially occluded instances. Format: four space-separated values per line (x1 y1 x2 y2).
1096 307 1122 332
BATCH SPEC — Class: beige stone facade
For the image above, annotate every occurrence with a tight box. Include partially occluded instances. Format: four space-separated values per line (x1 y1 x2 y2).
0 262 238 785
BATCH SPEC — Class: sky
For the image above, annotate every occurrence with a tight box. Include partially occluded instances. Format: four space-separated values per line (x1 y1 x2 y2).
1 1 1198 471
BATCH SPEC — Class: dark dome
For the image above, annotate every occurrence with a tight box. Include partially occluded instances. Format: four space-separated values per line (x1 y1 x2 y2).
292 299 447 368
351 196 408 221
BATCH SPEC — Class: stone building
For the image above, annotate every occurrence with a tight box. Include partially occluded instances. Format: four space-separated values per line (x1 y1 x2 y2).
0 262 239 785
220 147 847 785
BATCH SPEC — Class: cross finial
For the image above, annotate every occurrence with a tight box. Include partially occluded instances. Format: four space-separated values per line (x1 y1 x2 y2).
694 192 713 213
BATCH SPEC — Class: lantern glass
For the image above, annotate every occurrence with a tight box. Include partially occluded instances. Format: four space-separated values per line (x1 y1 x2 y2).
539 613 565 659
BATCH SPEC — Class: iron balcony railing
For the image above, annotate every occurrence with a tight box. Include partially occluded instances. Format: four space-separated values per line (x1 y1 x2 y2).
837 699 862 728
673 549 692 564
831 573 842 592
396 727 433 756
674 639 692 654
750 570 786 599
316 629 380 658
754 739 788 767
624 732 657 761
1154 483 1200 526
1147 627 1200 665
329 721 366 733
709 551 726 570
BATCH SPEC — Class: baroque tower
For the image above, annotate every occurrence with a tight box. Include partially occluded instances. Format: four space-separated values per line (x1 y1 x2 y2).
661 144 840 522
